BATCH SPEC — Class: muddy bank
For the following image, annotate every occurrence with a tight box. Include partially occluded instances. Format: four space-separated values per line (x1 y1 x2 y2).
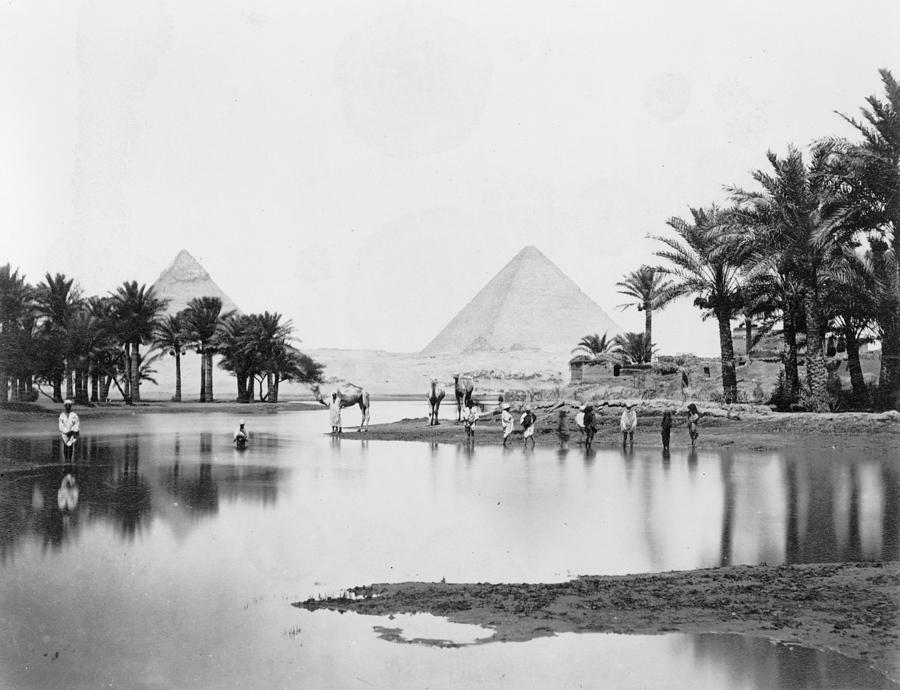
295 561 900 683
345 403 900 453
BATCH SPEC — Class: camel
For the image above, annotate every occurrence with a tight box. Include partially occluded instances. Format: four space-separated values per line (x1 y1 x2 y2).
452 374 474 422
312 383 371 432
426 378 445 426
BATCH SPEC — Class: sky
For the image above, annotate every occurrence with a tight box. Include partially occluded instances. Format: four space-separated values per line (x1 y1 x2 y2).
2 1 898 355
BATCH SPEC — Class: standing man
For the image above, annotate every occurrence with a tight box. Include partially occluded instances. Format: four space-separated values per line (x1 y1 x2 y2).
520 405 537 447
58 399 80 462
574 405 586 444
329 393 342 434
686 403 702 448
464 403 479 442
620 403 637 448
583 405 597 450
556 409 570 449
661 409 673 452
500 403 514 447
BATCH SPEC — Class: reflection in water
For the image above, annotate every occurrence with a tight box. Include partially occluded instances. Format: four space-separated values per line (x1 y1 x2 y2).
163 462 219 515
687 448 698 473
583 447 596 469
57 473 79 511
1 407 899 689
0 429 284 561
720 454 735 567
688 633 897 690
883 463 900 561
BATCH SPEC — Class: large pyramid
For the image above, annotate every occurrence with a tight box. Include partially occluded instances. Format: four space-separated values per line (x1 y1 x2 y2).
422 246 623 355
151 250 239 315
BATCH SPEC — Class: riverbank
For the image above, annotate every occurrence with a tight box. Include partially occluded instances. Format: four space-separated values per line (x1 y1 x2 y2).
0 399 322 423
296 561 900 684
342 402 900 453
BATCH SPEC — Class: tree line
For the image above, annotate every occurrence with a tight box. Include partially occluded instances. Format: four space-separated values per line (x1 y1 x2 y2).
581 69 899 412
0 273 322 405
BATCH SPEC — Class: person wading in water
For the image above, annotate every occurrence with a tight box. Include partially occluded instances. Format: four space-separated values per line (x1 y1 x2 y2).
58 399 80 462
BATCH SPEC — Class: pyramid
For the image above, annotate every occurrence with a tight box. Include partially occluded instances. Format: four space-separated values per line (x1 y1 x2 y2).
422 246 623 355
151 250 239 316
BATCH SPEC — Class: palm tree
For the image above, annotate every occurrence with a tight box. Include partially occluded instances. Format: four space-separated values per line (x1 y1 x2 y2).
864 240 900 407
110 282 168 403
571 332 620 362
67 306 107 404
34 273 81 402
822 69 900 409
154 313 187 402
216 314 262 402
613 331 656 365
254 312 294 402
653 206 743 403
739 266 805 401
728 146 848 412
0 264 30 403
85 296 117 402
615 266 675 353
182 296 232 402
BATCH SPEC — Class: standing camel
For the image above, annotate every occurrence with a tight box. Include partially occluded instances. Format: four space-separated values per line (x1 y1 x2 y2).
426 378 445 426
312 383 371 432
452 374 474 422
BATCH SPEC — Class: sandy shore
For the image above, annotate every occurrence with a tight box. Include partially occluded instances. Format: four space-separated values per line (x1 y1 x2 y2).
338 403 900 453
296 562 900 683
0 399 321 422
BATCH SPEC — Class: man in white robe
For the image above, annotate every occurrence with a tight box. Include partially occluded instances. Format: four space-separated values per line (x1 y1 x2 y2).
58 399 80 462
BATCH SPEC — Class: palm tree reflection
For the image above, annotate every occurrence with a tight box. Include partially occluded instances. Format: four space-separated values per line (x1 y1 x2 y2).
719 453 734 567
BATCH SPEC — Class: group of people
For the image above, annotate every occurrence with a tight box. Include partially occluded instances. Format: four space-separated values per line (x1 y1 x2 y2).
498 403 537 447
570 401 703 451
465 399 704 450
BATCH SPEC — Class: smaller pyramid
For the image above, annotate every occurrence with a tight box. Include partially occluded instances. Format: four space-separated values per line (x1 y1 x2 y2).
422 246 623 354
151 250 239 316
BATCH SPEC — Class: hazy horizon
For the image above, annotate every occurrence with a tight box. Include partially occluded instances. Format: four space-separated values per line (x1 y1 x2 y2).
3 1 897 355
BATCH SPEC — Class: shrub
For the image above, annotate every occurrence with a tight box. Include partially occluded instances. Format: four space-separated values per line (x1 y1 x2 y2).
767 371 794 412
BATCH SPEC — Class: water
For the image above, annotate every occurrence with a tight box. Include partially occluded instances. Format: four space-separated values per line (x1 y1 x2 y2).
0 402 896 688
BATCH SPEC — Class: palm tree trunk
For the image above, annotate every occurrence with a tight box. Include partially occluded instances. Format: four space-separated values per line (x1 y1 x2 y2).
199 348 207 402
716 312 738 403
65 362 73 401
878 318 900 410
782 307 800 400
100 375 111 403
123 343 131 401
247 375 255 403
90 362 99 403
266 373 275 403
131 341 141 402
644 305 652 350
0 369 7 403
205 352 214 402
74 369 86 404
745 319 752 362
236 372 247 403
887 206 900 410
272 376 280 403
843 324 868 406
174 353 182 402
804 292 829 412
52 375 63 403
